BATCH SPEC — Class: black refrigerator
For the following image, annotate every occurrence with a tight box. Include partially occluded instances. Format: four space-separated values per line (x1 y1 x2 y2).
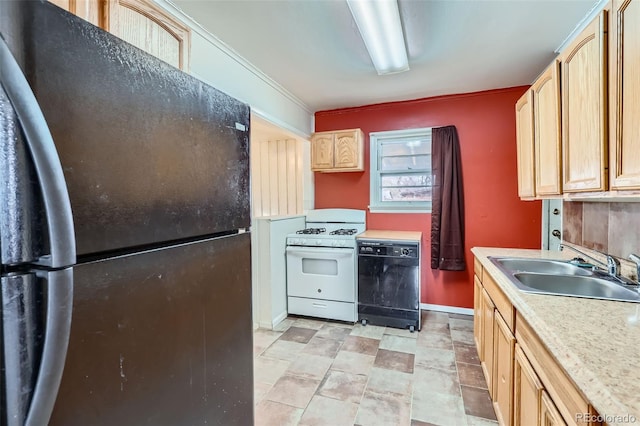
0 1 253 425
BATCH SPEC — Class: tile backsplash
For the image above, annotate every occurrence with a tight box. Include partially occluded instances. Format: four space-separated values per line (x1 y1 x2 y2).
563 200 640 261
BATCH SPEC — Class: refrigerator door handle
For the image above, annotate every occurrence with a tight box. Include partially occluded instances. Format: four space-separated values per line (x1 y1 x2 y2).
25 268 74 426
0 36 76 268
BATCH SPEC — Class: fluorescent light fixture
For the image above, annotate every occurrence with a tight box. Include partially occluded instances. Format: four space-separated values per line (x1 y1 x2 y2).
347 0 409 75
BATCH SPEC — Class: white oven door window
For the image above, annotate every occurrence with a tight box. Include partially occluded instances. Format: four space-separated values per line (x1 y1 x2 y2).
286 246 355 302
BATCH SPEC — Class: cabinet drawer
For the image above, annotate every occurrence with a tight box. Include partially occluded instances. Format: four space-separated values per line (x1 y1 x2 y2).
482 271 514 331
515 312 591 426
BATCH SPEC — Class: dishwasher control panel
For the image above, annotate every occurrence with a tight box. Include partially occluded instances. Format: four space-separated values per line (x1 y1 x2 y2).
358 240 419 258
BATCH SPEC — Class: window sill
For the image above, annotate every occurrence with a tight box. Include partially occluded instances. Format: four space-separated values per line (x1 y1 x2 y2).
368 206 431 214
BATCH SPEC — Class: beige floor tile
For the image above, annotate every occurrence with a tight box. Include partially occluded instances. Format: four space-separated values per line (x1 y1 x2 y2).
422 310 450 324
262 340 307 362
365 367 413 399
350 323 385 339
253 329 283 356
317 369 367 404
355 390 412 426
451 329 475 345
265 374 321 409
298 395 359 426
384 326 418 339
293 317 326 330
302 336 343 358
254 381 273 404
254 399 303 426
341 335 380 356
449 318 474 332
379 334 417 354
411 391 467 426
286 354 333 380
417 331 453 350
273 318 295 332
413 367 461 397
466 415 498 425
254 356 291 384
414 347 456 371
331 350 376 376
314 324 353 341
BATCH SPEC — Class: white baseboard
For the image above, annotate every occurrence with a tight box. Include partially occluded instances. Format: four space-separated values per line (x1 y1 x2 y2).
258 311 289 330
420 303 474 316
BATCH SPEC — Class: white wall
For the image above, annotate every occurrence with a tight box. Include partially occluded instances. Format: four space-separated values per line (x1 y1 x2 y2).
155 0 314 138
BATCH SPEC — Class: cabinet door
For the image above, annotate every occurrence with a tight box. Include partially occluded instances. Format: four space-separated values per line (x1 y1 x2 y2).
610 0 640 189
334 130 361 169
513 344 543 426
474 275 483 356
533 61 563 196
541 390 567 426
481 289 495 396
561 12 608 192
311 133 335 170
493 313 515 426
515 90 536 198
48 0 103 26
105 0 190 70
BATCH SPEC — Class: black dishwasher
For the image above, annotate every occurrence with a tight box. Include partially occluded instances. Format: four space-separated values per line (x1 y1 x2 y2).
357 240 421 331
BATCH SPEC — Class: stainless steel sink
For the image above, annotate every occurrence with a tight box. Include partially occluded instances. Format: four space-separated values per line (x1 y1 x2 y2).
513 273 640 303
488 256 640 303
493 257 593 276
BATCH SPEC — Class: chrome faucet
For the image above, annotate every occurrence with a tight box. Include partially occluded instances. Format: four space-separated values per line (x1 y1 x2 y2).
630 254 640 282
560 244 610 270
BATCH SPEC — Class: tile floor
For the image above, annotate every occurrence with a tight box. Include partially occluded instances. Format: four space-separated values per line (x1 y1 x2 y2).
253 310 498 426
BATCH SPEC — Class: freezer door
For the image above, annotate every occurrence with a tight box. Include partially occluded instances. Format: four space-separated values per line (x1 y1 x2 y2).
1 268 74 426
0 1 250 258
50 233 253 426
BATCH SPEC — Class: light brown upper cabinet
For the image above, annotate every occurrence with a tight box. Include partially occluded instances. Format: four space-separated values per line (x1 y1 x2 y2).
104 0 191 71
532 61 563 196
560 11 608 193
609 0 640 189
311 129 364 172
515 90 536 198
49 0 104 26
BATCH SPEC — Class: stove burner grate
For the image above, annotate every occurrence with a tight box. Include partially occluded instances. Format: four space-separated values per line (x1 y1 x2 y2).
330 228 358 236
296 227 326 235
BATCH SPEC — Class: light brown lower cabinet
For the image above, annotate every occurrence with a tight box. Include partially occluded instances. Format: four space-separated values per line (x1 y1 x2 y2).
513 344 543 426
481 288 496 397
493 313 515 425
473 257 604 426
541 390 568 426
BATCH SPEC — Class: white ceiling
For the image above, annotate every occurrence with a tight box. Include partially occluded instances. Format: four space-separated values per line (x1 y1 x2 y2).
172 0 598 113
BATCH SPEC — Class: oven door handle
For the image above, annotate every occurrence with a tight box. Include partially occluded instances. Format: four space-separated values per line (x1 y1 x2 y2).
285 246 354 257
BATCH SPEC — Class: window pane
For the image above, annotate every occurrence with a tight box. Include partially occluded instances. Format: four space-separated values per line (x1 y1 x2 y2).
381 174 432 187
381 140 430 156
381 154 430 171
381 187 432 202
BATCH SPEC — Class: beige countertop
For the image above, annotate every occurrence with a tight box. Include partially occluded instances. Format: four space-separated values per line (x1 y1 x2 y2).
357 230 422 242
472 247 640 425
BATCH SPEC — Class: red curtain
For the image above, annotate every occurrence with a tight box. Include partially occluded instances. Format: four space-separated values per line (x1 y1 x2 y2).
431 125 466 271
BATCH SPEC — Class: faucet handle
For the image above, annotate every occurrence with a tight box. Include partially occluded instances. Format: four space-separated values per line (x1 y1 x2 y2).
629 254 640 280
607 255 621 276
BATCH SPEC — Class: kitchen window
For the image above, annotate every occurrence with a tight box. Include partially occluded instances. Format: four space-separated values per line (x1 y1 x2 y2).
369 128 432 213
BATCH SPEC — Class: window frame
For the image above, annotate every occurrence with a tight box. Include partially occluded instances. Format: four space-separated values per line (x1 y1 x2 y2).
369 127 432 214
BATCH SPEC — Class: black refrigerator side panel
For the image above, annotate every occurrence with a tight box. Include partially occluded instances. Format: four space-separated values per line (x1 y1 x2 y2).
0 1 250 257
49 233 253 426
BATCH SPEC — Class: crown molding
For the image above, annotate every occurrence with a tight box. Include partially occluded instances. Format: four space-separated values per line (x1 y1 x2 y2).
154 0 313 115
555 0 608 53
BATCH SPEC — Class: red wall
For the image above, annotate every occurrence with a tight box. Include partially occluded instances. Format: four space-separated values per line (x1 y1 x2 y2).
314 87 542 309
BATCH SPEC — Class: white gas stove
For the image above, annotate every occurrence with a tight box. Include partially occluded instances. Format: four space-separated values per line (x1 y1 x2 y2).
285 209 366 322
